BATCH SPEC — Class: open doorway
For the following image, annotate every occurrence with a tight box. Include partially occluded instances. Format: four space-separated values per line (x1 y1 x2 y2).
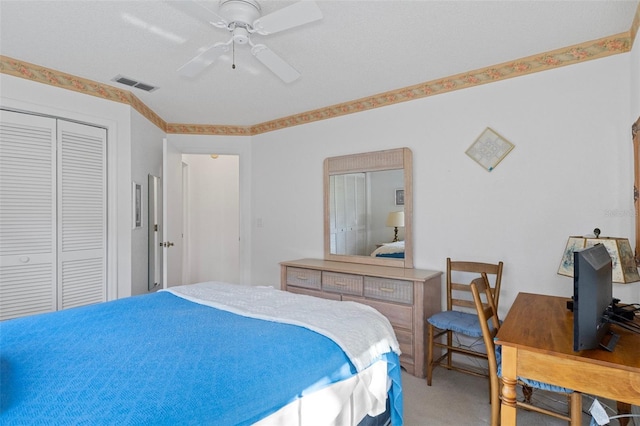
182 154 240 284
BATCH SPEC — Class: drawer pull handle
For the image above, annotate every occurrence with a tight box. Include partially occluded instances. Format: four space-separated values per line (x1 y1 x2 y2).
334 281 347 286
296 276 308 280
379 287 395 293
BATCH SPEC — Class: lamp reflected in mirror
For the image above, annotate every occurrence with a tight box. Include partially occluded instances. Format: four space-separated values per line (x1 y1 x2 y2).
386 211 405 242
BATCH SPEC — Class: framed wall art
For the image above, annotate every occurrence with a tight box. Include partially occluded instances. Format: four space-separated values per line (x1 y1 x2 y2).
133 181 142 229
466 127 515 172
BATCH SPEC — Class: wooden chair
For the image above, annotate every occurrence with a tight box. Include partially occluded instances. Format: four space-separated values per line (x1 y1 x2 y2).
470 275 582 426
426 258 503 386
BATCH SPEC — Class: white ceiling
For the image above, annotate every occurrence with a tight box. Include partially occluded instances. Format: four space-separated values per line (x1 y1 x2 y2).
0 0 637 126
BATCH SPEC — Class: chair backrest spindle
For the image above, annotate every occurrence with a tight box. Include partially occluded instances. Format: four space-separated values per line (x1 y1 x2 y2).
446 258 504 313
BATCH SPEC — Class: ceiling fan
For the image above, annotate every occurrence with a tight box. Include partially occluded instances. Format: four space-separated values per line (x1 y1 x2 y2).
178 0 323 83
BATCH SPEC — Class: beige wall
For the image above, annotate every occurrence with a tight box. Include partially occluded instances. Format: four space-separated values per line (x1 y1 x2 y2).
248 52 639 315
2 44 639 313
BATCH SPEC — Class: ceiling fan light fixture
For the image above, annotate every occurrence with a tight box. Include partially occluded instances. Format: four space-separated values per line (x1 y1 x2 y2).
219 0 260 28
232 26 250 44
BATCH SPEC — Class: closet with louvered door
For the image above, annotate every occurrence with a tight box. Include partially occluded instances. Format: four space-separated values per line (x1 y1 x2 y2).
0 110 107 320
329 173 366 256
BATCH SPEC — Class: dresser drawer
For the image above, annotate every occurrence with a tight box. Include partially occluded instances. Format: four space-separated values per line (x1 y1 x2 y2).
322 272 363 296
286 267 321 290
281 259 443 379
342 295 413 330
364 277 413 304
288 286 341 301
394 327 414 357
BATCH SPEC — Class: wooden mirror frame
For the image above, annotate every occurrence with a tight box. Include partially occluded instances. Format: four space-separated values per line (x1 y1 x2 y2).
324 147 413 268
634 116 640 264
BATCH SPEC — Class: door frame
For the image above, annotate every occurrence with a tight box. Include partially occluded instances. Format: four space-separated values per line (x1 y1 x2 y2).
164 135 252 285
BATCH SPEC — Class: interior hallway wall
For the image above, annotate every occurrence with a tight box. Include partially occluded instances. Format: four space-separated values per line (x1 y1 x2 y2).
182 154 240 284
130 110 164 295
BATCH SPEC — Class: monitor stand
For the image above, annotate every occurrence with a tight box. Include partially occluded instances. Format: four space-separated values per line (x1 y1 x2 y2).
599 330 620 352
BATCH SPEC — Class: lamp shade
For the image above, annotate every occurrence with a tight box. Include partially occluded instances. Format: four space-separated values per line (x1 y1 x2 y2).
558 236 640 283
386 211 405 228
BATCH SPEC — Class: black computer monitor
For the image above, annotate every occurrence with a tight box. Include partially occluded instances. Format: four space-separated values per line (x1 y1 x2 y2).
573 243 616 351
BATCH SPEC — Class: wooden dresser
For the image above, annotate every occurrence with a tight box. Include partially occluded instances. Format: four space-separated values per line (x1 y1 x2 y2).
280 258 442 378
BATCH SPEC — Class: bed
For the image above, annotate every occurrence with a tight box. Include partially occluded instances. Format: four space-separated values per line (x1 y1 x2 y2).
371 241 405 259
0 282 403 425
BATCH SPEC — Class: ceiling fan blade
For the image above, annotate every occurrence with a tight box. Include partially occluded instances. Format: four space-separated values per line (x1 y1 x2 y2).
251 44 300 83
170 1 229 29
178 42 230 78
253 1 322 35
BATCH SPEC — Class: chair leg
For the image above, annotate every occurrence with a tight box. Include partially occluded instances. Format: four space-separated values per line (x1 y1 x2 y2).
617 401 632 426
569 392 582 426
522 384 533 404
427 324 434 385
445 330 452 369
489 373 501 426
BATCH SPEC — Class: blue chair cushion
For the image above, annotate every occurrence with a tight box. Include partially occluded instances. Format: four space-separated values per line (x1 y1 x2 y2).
427 310 488 338
495 342 573 393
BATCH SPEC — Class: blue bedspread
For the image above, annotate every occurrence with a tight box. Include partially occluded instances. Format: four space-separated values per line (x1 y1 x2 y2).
0 291 402 425
375 253 405 258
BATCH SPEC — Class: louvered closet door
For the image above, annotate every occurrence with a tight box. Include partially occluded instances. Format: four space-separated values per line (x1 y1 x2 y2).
0 110 57 320
57 120 106 310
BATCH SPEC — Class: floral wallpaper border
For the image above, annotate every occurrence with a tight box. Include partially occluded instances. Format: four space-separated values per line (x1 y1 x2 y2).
1 12 637 137
246 32 631 136
0 55 167 131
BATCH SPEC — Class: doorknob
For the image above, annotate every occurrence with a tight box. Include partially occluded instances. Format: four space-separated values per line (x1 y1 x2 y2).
159 242 175 247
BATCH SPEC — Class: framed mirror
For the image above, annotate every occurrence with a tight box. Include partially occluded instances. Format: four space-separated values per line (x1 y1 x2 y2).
324 148 413 268
634 116 639 264
148 174 162 291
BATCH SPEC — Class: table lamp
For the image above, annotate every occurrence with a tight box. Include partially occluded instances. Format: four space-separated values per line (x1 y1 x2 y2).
386 211 404 242
558 228 640 283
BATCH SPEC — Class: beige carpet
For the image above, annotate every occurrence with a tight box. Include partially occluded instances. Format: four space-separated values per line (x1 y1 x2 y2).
401 367 633 425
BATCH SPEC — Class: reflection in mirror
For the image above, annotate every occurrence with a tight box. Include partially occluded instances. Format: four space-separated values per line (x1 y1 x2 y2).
148 174 162 291
329 169 404 256
324 148 413 268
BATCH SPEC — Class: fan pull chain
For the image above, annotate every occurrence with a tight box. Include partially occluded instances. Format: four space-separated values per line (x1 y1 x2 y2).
232 40 236 70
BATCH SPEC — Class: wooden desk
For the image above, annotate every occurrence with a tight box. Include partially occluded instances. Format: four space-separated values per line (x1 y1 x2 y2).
496 293 640 425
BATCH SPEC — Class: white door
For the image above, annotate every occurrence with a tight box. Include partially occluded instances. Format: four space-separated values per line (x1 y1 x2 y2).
162 138 183 287
0 111 57 319
0 110 106 320
57 120 107 309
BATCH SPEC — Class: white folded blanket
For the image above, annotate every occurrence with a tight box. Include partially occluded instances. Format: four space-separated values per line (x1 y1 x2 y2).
370 241 404 256
163 282 400 371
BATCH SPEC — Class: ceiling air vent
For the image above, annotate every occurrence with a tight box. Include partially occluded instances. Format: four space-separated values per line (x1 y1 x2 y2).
112 75 159 92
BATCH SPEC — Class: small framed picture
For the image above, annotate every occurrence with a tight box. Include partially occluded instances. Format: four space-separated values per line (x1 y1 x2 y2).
466 127 515 172
133 181 142 229
395 188 405 206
